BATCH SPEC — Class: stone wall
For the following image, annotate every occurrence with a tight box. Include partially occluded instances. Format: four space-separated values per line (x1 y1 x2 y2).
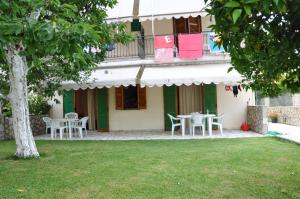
0 116 4 140
267 106 300 127
247 106 268 134
0 114 46 140
30 115 47 136
0 115 14 139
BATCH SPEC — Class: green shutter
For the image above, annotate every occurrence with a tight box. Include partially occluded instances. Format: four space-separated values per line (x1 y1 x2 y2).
97 88 109 131
163 85 177 131
131 19 141 32
63 90 74 116
203 84 217 129
203 83 217 114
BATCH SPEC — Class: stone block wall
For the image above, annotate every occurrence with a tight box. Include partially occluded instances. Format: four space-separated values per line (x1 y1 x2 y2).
0 116 4 140
0 115 14 139
247 106 268 134
267 106 300 127
0 115 47 140
30 115 47 136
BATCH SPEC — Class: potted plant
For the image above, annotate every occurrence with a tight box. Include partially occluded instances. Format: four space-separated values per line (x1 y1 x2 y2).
268 112 278 123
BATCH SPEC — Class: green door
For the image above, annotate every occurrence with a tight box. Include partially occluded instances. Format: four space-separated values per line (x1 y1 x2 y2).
97 88 109 131
203 83 217 115
163 85 177 131
63 90 74 116
203 84 217 129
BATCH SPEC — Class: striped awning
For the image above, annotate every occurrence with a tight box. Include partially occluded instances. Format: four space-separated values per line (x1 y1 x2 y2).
106 0 135 23
62 67 140 90
138 0 208 22
140 64 243 87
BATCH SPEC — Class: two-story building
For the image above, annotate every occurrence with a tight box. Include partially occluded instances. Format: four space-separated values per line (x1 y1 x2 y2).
50 0 255 133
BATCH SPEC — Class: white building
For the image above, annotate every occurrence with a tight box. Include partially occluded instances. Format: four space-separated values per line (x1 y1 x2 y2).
50 0 255 132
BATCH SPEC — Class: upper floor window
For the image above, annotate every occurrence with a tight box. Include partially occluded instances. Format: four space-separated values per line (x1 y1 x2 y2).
173 16 202 34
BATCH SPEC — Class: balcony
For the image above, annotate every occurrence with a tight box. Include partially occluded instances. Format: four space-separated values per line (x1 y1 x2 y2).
105 32 225 60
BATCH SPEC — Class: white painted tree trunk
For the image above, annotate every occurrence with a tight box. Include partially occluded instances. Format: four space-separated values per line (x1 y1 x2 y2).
6 46 39 158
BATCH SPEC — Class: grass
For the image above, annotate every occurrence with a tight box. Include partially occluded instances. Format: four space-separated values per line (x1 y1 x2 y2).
0 137 300 199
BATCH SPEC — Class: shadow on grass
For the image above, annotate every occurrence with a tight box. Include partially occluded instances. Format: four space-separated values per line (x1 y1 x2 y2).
4 152 47 161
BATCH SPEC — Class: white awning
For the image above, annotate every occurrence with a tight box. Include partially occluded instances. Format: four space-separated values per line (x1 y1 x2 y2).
138 0 208 22
62 67 140 90
106 0 134 23
140 64 243 87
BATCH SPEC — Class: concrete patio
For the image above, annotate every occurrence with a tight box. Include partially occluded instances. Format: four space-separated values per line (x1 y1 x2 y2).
35 129 262 141
268 123 300 144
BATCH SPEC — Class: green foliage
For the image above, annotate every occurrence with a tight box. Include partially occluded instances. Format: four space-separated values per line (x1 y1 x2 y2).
205 0 300 96
0 0 132 98
28 95 51 115
2 101 12 117
2 95 51 116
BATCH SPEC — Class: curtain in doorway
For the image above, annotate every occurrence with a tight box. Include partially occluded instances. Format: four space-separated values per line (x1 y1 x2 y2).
87 89 96 130
179 85 202 115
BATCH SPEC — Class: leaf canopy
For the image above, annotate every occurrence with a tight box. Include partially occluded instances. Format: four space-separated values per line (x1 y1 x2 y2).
0 0 132 98
205 0 300 96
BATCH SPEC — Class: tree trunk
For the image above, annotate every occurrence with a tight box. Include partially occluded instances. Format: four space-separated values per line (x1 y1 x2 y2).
6 46 39 158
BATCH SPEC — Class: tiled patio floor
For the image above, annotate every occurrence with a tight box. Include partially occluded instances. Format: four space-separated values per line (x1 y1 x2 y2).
35 129 262 141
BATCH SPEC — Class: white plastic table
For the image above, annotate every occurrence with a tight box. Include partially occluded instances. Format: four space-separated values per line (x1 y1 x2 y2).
51 118 79 138
177 115 191 136
177 114 216 136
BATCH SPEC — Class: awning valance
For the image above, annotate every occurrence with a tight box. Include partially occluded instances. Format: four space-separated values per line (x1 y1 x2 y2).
62 67 140 90
140 64 243 87
106 0 134 23
138 0 208 22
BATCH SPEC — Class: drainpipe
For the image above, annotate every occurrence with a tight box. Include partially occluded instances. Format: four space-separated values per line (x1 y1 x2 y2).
136 65 145 85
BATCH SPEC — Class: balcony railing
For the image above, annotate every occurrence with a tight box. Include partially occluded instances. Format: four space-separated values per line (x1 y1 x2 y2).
105 32 215 59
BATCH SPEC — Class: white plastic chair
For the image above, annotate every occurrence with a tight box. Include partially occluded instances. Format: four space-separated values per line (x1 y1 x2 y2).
191 113 205 136
212 113 224 136
65 112 78 119
42 117 52 135
167 114 182 136
75 117 88 138
51 120 68 140
65 112 78 136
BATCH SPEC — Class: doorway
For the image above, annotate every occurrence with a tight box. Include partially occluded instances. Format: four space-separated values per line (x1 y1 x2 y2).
74 89 98 130
178 85 204 115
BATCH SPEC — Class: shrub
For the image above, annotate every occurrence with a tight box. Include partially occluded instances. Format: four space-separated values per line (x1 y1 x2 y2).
2 101 12 117
2 95 51 117
268 112 278 123
28 95 51 115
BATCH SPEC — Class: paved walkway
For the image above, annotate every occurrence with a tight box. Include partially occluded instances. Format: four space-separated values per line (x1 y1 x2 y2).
268 123 300 144
35 129 262 141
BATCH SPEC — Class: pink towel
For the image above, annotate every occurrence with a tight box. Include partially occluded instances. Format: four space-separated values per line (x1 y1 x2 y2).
154 36 174 49
178 33 203 59
155 48 174 63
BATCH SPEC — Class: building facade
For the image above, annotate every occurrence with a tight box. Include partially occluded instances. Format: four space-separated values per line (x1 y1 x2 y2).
50 0 255 132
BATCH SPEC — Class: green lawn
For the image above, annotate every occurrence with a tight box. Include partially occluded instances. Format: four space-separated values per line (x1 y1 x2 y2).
1 138 300 199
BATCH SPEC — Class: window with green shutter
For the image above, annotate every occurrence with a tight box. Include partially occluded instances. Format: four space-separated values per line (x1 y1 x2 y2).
131 19 141 32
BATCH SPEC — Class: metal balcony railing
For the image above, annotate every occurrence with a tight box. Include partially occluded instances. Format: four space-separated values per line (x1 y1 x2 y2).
105 32 213 59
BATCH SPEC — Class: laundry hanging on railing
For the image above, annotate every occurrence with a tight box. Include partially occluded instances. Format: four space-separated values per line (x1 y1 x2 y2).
208 32 225 53
154 35 174 63
232 85 242 97
178 33 203 59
